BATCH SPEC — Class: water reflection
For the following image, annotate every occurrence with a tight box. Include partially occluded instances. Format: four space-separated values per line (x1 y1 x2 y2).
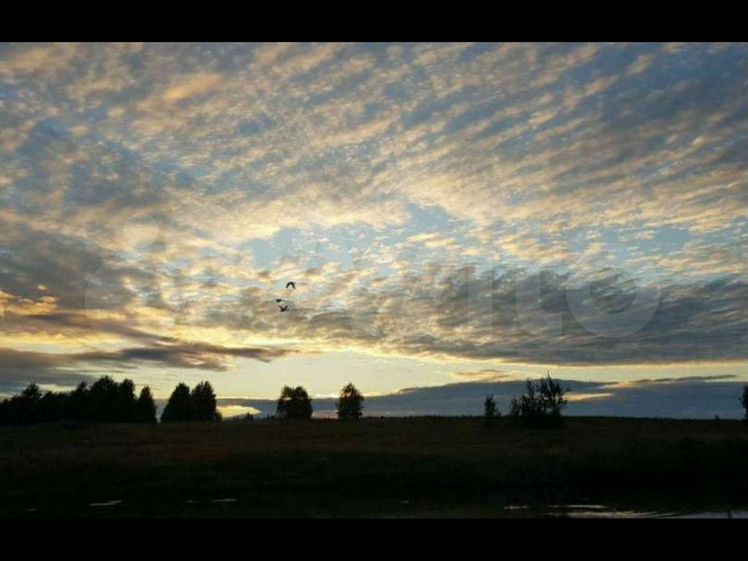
513 504 748 518
662 511 746 519
89 500 122 508
12 498 748 517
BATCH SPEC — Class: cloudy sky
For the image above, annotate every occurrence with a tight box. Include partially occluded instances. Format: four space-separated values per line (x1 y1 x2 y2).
1 42 746 417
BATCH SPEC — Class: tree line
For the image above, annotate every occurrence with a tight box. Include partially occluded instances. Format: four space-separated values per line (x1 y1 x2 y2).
3 375 746 426
0 372 566 427
0 378 366 425
0 376 157 425
0 377 224 426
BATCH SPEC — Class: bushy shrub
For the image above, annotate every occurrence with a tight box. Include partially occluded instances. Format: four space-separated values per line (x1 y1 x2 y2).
509 374 567 428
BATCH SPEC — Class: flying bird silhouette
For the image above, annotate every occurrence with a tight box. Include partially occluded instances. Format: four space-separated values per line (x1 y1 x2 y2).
276 298 283 303
279 305 289 312
286 281 295 290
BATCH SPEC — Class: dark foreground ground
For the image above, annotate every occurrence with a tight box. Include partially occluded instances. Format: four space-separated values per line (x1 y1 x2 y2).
1 417 746 517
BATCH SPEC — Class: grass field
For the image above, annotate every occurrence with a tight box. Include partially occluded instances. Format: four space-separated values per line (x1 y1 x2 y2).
1 417 746 517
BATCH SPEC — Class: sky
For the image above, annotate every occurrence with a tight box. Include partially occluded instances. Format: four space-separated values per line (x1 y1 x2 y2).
0 42 746 417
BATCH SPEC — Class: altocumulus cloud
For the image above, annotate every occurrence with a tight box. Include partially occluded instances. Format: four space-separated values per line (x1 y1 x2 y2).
0 42 746 400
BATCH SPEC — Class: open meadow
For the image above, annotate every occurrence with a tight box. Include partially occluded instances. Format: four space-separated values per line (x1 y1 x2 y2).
1 416 746 517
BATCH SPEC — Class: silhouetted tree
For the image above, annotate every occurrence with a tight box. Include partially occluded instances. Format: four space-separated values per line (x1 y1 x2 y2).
276 385 313 420
39 390 66 422
159 381 222 422
336 383 364 420
191 381 221 421
0 384 44 425
161 383 193 422
0 398 14 425
87 376 124 422
742 386 748 423
116 378 137 421
0 381 83 424
538 374 567 418
484 394 498 428
21 383 42 401
18 383 42 424
0 377 160 425
135 386 157 423
0 397 16 425
510 373 567 428
67 381 89 421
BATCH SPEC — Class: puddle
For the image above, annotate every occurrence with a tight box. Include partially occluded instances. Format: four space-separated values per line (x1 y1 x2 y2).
507 504 748 518
548 504 608 510
184 498 238 505
89 500 123 508
657 511 748 519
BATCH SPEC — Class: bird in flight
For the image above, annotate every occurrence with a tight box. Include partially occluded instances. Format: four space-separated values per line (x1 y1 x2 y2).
276 298 283 303
279 305 289 312
286 281 296 290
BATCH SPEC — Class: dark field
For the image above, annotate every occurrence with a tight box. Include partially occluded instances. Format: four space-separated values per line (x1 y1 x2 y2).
1 417 746 517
